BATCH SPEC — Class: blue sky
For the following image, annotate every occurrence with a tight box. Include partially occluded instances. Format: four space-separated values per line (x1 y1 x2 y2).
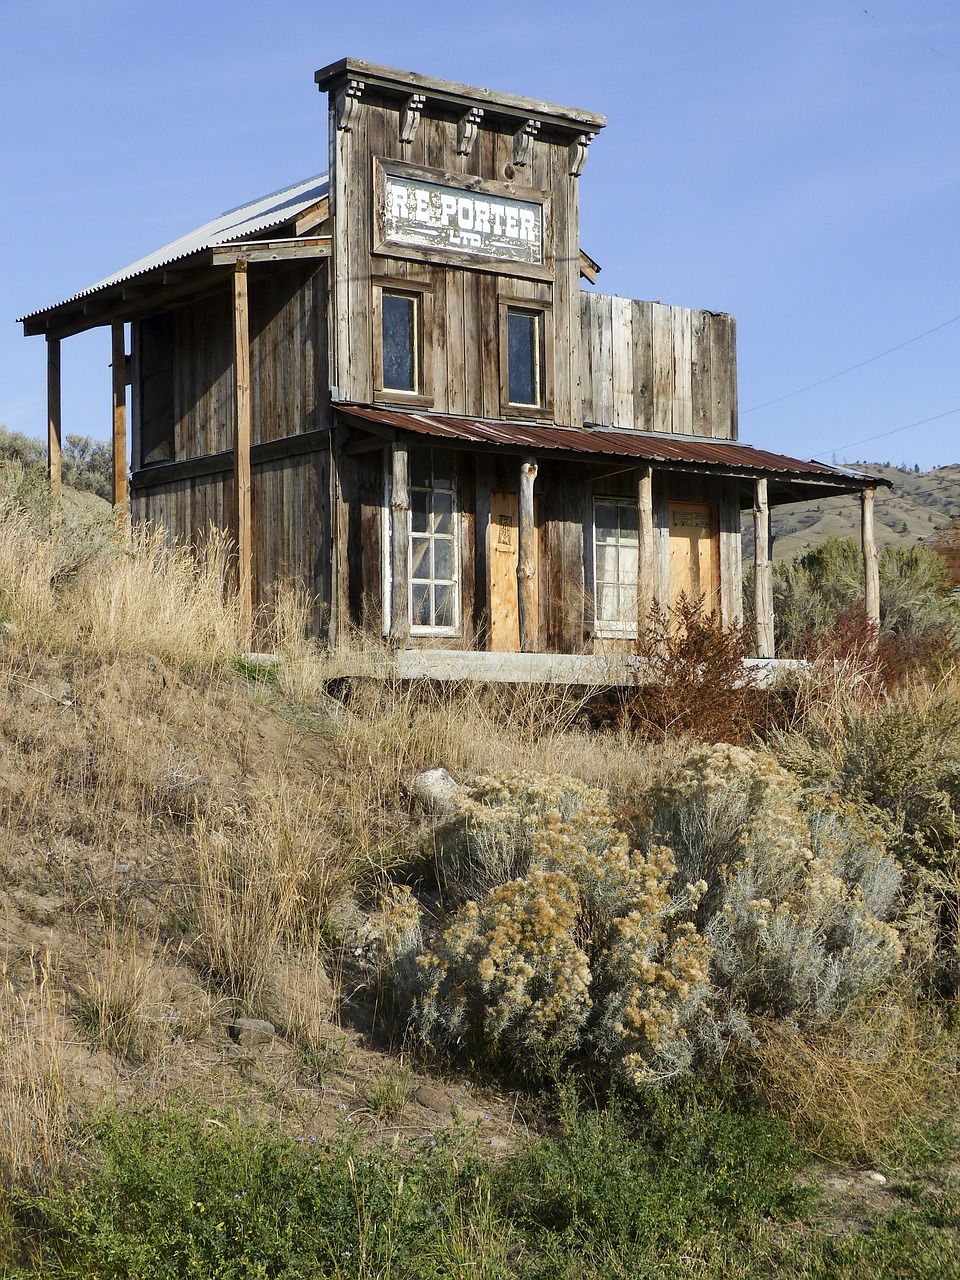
2 0 958 469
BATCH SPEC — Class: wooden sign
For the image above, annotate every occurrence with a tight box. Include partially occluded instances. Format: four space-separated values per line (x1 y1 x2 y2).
381 171 544 265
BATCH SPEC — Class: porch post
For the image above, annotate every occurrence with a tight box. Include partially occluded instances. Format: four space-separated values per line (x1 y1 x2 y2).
637 463 655 625
46 335 62 510
518 457 538 652
753 477 774 658
861 486 880 628
111 322 129 531
231 262 253 639
389 441 411 645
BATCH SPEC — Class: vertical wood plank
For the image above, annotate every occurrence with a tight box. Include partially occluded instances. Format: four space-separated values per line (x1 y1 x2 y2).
611 295 633 426
232 262 253 639
389 441 410 644
754 477 774 658
518 458 538 651
111 322 129 529
638 464 654 625
691 311 713 437
652 305 674 434
862 487 880 627
632 299 654 432
672 307 693 435
46 336 62 512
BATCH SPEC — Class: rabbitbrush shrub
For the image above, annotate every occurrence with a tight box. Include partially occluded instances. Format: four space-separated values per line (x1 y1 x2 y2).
400 753 904 1090
414 774 712 1086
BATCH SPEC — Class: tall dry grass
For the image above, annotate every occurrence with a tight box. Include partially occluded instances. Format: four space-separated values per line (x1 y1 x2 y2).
0 955 71 1190
0 491 243 666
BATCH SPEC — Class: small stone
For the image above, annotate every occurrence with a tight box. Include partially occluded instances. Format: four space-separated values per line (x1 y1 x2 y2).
226 1017 276 1048
414 1084 453 1114
403 768 461 816
867 1171 887 1185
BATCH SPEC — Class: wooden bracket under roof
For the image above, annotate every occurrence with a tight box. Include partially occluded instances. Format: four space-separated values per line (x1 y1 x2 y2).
399 93 426 145
513 119 540 167
568 132 596 177
335 77 365 131
456 106 484 155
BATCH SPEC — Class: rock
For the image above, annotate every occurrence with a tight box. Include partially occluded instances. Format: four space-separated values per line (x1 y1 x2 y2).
226 1017 276 1048
403 768 461 816
414 1084 453 1114
867 1171 887 1185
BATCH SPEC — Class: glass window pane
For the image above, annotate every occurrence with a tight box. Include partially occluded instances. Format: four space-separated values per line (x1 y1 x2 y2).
431 449 454 489
507 309 540 405
618 505 639 537
382 293 416 392
597 583 619 623
409 448 431 489
411 536 430 579
412 583 431 626
434 536 453 581
619 544 639 581
596 541 618 585
431 491 453 534
411 488 430 533
435 584 454 629
594 504 617 543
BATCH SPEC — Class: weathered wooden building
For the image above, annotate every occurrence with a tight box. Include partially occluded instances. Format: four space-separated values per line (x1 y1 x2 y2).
21 59 887 664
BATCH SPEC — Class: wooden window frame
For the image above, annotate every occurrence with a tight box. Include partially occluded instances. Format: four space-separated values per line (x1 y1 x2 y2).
498 296 553 420
372 277 434 409
592 496 640 638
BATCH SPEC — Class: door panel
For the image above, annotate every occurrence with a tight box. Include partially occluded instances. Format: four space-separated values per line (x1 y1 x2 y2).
668 501 720 615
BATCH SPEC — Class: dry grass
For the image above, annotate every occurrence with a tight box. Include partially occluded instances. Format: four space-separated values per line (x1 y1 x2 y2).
0 954 72 1190
738 1000 959 1164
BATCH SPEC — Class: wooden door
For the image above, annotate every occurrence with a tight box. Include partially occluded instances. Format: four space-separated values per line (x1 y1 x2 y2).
668 501 720 615
489 490 521 651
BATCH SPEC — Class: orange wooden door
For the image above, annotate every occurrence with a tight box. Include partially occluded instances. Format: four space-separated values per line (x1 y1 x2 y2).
668 501 720 615
489 490 521 651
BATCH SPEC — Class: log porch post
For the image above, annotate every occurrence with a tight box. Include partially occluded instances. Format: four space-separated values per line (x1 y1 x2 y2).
389 441 411 645
111 322 129 530
518 457 538 652
232 262 253 639
753 476 774 659
46 335 62 513
637 463 655 626
861 486 880 628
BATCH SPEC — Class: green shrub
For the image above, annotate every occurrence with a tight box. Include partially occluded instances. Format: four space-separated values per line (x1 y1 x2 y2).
751 537 960 657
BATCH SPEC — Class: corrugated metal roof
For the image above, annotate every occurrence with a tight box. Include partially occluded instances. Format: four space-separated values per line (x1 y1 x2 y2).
336 405 887 486
20 173 330 322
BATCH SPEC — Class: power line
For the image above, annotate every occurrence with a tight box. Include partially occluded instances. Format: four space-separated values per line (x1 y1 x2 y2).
743 314 960 414
831 405 960 454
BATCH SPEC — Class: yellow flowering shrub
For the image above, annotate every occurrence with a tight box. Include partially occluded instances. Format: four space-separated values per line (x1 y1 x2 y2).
416 774 712 1084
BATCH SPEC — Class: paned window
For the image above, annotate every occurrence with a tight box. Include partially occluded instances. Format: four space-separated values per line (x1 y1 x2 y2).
381 291 418 392
410 448 459 632
594 499 639 634
506 308 542 406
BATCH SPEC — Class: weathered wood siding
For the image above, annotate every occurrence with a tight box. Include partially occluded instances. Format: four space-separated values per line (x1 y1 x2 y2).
131 259 333 628
581 294 737 439
330 92 584 426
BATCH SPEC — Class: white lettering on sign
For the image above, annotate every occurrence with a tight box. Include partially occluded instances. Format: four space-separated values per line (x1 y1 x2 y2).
382 173 544 265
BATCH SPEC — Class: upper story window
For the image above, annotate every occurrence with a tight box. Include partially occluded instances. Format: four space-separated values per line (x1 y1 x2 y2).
499 296 552 418
382 291 418 392
507 308 542 406
374 280 433 406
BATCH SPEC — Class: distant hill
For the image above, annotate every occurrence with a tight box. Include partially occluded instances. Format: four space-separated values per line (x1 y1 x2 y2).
745 463 960 561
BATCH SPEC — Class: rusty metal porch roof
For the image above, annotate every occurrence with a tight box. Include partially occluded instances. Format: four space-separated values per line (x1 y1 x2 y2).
337 405 887 489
